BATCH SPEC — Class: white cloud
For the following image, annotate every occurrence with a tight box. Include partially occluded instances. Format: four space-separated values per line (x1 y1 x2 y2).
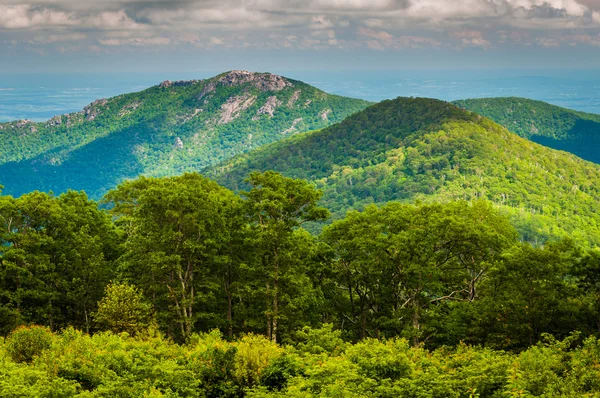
30 32 87 43
2 0 600 54
99 36 171 46
86 10 141 30
0 4 75 29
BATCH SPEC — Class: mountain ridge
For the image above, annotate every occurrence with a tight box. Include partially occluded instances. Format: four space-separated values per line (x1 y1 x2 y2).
453 97 600 164
0 70 371 198
206 97 600 244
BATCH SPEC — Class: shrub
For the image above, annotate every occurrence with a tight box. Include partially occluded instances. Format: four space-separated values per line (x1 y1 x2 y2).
5 325 54 363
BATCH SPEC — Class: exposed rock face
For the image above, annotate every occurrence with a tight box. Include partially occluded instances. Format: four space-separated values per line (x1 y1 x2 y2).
255 96 282 118
288 90 301 107
218 70 292 92
160 80 200 88
178 108 203 124
175 137 184 149
219 94 257 124
118 101 141 117
46 115 62 127
198 82 216 100
282 118 303 135
15 120 34 129
320 109 331 121
83 99 108 121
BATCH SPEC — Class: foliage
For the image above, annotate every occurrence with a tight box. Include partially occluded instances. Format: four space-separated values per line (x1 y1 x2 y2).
5 325 54 363
243 171 329 343
207 97 600 245
0 72 370 199
0 190 119 333
454 97 600 165
94 283 152 335
1 327 599 397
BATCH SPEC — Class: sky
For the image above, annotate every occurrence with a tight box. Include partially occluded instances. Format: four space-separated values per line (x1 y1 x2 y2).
1 0 600 72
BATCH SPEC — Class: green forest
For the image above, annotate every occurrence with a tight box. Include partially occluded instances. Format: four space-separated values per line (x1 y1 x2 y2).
207 97 600 244
0 71 369 199
3 171 600 397
454 97 600 165
3 79 600 396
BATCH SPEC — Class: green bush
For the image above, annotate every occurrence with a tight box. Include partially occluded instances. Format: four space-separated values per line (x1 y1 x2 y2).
5 326 54 363
94 282 152 335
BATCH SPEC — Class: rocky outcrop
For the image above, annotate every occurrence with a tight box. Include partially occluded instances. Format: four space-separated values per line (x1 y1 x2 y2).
178 108 203 124
288 90 301 107
175 137 184 149
218 70 292 92
320 109 331 121
198 82 216 101
15 120 34 129
254 96 282 119
219 94 257 124
159 80 200 88
118 101 141 117
46 116 62 127
282 118 303 135
82 99 108 121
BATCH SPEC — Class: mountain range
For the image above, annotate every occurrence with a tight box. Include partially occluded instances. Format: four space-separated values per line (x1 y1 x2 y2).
0 70 370 198
454 97 600 164
2 72 600 244
206 97 600 244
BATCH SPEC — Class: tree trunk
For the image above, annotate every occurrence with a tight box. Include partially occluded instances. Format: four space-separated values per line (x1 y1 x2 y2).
225 275 233 339
272 260 279 343
266 281 272 339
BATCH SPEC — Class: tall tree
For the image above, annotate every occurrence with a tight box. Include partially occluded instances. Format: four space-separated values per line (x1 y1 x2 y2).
322 200 516 344
106 173 245 342
243 171 329 343
0 191 117 333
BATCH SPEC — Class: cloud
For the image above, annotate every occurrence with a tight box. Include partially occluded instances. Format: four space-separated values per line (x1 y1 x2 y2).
0 4 75 29
99 37 171 46
358 27 441 49
452 30 492 49
86 10 141 30
1 0 600 55
30 32 87 44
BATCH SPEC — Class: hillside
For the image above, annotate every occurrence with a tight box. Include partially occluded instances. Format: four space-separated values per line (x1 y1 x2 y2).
453 97 600 164
207 97 600 244
0 70 370 198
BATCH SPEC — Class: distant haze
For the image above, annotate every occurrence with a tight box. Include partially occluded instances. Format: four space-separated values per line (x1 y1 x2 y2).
1 69 600 122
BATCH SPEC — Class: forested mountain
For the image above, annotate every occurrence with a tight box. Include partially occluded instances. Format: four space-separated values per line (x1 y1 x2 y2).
207 97 600 244
454 97 600 164
0 70 370 198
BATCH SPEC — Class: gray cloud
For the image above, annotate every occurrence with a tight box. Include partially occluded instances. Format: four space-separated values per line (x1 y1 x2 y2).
0 0 599 53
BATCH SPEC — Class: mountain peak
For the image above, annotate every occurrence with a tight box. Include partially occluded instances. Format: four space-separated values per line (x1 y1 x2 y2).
218 70 293 91
158 80 201 89
0 70 370 199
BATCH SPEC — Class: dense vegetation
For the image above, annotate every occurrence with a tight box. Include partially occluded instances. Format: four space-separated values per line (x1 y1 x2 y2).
4 326 600 397
3 171 600 396
454 97 600 164
0 71 369 198
207 97 600 244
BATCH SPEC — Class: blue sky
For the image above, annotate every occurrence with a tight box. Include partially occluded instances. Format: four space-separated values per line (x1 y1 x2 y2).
2 0 600 72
